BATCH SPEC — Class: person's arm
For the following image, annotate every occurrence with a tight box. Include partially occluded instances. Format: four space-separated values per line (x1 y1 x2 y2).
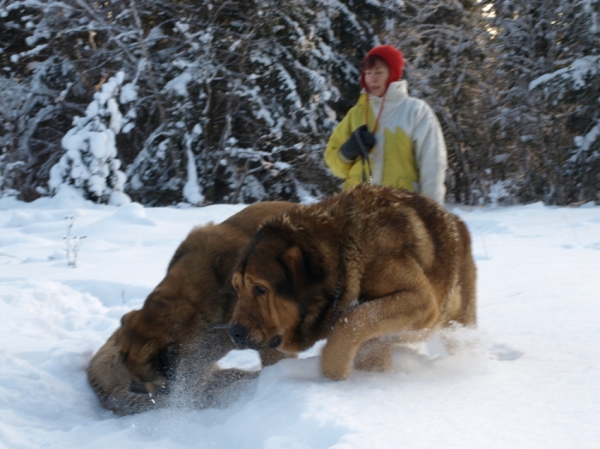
324 112 356 179
412 103 448 204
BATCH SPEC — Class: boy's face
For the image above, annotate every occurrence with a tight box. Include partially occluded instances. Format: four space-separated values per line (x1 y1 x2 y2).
364 59 390 98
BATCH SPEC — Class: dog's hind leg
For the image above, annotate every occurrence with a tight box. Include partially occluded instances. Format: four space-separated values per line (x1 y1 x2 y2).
455 217 477 328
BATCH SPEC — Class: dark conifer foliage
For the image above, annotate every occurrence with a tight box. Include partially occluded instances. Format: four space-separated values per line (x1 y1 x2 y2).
480 0 600 204
383 0 494 204
1 0 387 204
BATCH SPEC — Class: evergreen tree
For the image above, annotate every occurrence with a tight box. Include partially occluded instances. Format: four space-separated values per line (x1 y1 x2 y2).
482 0 600 204
125 0 396 204
0 1 96 201
530 55 600 203
527 0 600 203
382 0 494 204
49 73 131 205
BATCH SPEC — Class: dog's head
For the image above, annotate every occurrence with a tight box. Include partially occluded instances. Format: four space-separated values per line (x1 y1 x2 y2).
116 291 196 395
228 226 328 354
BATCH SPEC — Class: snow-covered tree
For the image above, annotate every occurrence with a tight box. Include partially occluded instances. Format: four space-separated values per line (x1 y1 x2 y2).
0 1 93 201
0 53 86 200
530 55 600 203
481 0 600 204
126 0 397 204
49 72 131 205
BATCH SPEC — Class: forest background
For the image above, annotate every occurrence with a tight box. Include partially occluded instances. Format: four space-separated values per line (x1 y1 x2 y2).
0 0 598 207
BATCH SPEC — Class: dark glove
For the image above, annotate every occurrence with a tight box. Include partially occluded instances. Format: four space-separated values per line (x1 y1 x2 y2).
340 125 376 161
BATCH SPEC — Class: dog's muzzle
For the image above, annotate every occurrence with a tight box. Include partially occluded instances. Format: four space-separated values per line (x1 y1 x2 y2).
228 323 251 349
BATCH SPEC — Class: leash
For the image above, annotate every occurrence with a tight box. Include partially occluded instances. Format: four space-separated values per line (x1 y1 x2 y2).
365 93 387 134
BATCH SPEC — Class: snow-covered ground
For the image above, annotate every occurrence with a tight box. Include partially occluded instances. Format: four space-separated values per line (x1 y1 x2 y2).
1 188 599 449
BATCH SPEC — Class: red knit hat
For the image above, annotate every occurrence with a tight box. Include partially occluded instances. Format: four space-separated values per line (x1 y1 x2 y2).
359 45 404 91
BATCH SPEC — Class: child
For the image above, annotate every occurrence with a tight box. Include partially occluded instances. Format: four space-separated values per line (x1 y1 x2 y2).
325 45 447 204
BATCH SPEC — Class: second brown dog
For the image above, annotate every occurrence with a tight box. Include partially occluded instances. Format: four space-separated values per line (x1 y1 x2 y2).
88 201 293 414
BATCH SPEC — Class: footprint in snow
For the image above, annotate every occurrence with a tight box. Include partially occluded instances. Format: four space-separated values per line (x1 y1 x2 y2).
491 343 524 361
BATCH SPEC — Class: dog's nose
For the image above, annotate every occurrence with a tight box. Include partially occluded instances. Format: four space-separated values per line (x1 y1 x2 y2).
228 323 250 348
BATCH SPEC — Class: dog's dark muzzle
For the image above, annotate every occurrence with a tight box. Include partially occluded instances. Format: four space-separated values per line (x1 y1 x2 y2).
268 334 282 349
228 323 282 351
228 323 253 349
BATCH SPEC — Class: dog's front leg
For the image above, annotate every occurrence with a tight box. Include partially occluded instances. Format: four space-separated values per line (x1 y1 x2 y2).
320 289 438 380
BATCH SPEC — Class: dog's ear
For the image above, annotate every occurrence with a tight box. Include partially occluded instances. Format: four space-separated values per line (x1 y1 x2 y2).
281 244 326 289
305 244 326 282
280 246 302 296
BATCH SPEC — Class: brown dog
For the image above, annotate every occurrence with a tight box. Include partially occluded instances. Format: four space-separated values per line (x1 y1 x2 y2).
88 201 294 414
228 185 477 380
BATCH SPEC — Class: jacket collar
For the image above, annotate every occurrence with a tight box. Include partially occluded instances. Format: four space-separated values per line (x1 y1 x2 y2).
366 80 408 106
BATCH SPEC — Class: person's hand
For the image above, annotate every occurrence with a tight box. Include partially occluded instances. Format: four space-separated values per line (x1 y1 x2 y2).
340 125 376 161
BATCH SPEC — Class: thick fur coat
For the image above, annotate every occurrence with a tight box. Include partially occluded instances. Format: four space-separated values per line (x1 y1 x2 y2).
87 201 293 414
228 185 476 380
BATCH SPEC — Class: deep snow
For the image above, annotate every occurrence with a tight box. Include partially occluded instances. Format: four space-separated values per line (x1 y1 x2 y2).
1 188 599 449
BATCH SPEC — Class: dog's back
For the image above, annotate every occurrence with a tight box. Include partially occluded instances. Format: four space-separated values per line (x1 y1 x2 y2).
279 185 476 326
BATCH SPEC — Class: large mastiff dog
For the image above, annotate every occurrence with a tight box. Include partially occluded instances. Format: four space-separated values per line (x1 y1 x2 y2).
88 201 293 414
228 185 477 380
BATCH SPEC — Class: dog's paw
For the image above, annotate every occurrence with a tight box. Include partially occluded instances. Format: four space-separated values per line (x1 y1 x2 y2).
321 360 351 380
320 342 353 380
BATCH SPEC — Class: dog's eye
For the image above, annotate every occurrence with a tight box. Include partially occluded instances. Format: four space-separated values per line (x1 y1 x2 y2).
253 285 267 296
